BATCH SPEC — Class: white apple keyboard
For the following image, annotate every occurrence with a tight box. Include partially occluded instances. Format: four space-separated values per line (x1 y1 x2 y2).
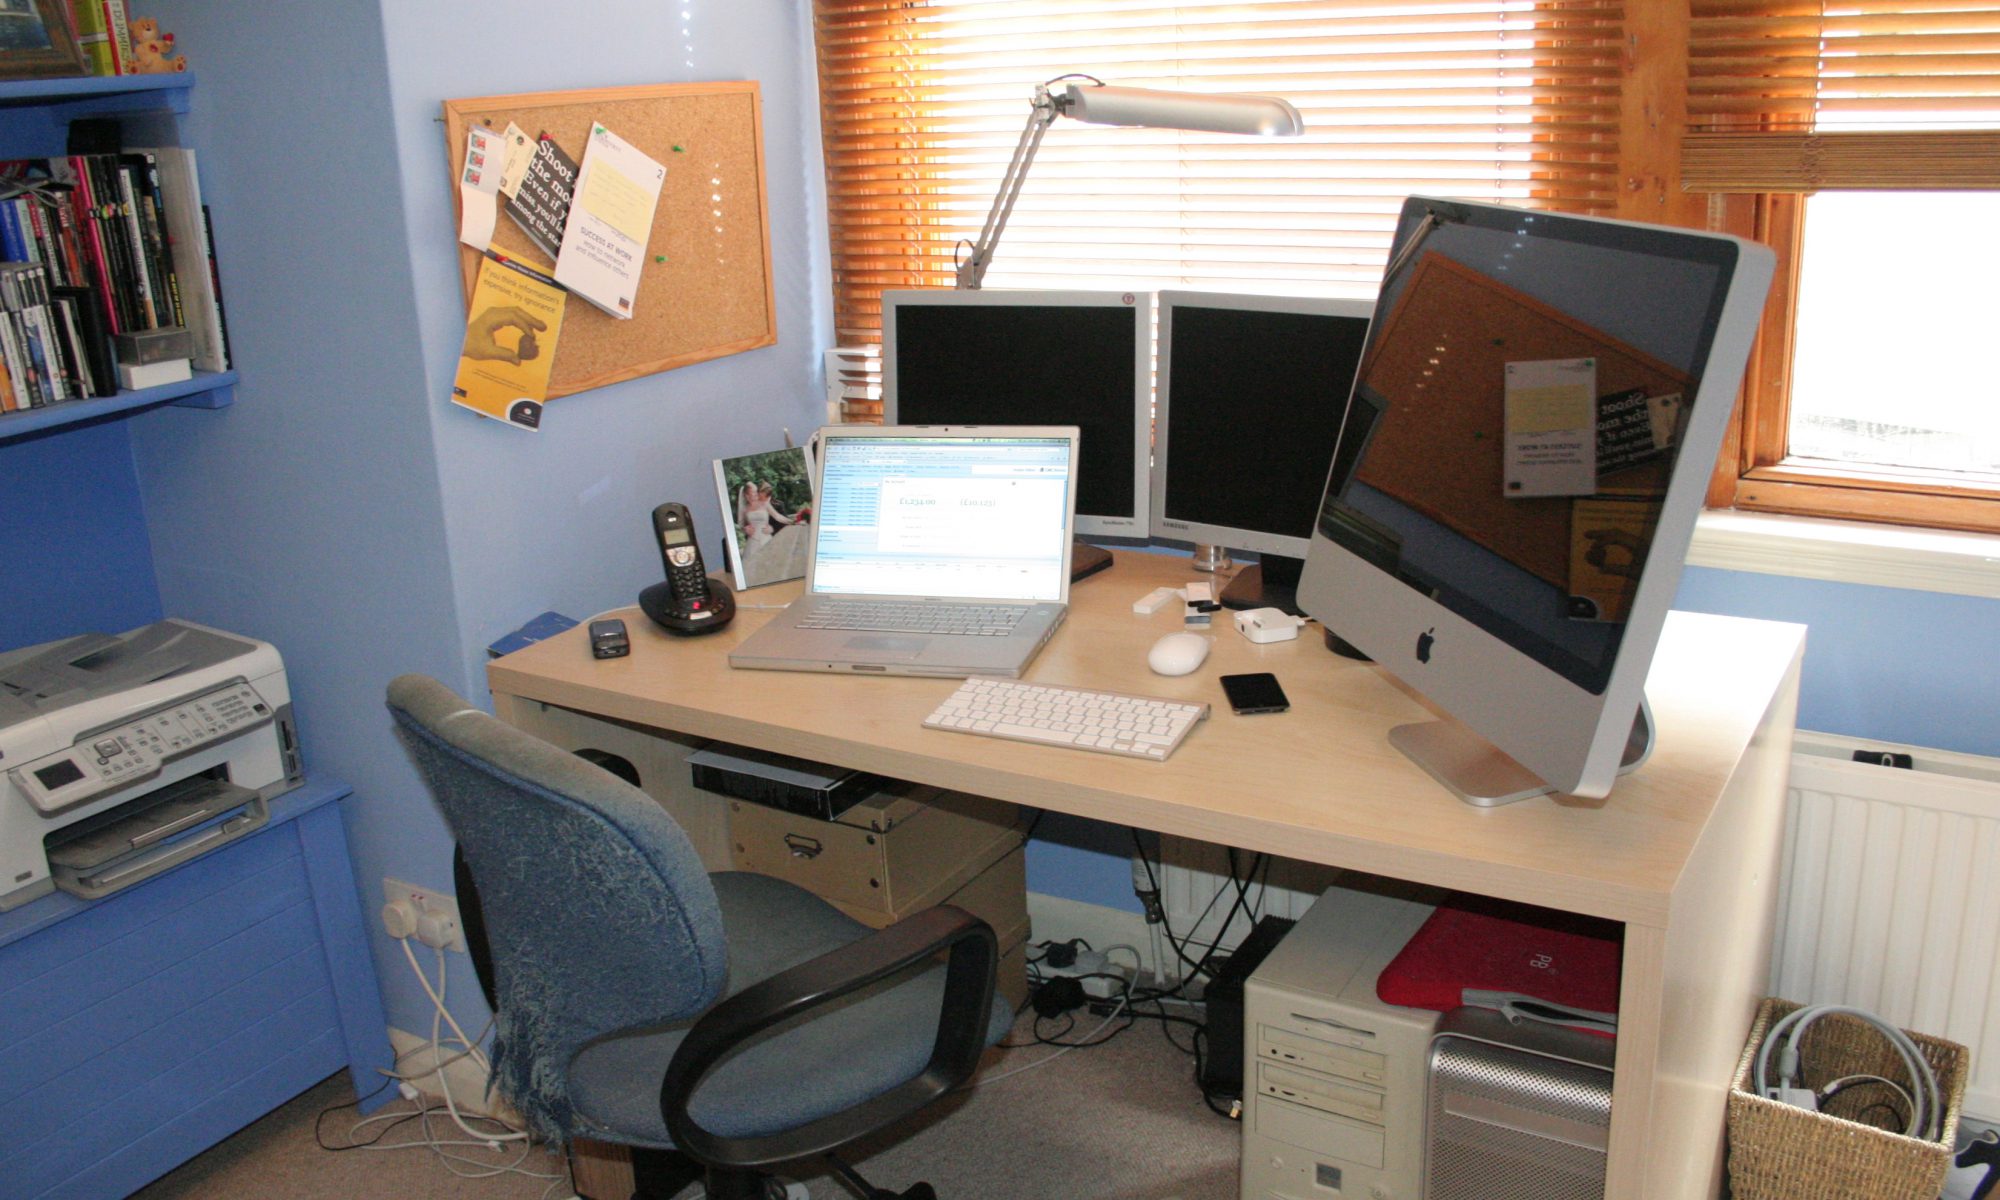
922 677 1209 761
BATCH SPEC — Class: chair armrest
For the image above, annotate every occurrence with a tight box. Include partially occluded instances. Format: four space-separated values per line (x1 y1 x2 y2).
660 903 998 1168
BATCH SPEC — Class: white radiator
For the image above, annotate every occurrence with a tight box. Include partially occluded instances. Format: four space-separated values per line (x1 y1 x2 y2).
1772 731 2000 1121
1157 729 2000 1120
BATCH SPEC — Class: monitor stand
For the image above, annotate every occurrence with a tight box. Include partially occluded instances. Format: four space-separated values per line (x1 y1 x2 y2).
1387 696 1654 808
1218 553 1304 614
1071 540 1114 582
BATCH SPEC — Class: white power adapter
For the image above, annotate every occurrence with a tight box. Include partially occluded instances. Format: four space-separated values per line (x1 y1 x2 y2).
1234 607 1306 644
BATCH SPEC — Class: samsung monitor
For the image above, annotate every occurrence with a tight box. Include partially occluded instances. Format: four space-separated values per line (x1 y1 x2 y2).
1151 291 1374 614
1296 197 1774 805
882 288 1151 578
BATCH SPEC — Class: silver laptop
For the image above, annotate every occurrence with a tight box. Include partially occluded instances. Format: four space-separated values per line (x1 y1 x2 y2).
728 425 1080 677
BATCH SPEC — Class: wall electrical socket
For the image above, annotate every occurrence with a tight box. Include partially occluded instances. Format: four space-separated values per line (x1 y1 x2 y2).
381 877 466 953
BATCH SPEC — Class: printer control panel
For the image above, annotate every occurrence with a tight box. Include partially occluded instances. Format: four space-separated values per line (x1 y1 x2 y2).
10 681 274 816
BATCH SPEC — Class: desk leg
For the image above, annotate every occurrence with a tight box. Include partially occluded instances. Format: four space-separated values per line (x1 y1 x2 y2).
1607 660 1799 1200
569 1138 636 1200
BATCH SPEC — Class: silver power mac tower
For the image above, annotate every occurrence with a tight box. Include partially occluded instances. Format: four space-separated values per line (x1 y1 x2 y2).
1422 1006 1616 1200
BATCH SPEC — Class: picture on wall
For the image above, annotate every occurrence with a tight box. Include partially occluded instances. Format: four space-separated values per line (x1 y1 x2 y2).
713 445 814 590
0 0 86 80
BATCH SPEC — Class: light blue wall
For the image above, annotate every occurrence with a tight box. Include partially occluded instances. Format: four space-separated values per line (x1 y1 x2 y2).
0 424 162 649
123 0 827 1034
1675 566 2000 759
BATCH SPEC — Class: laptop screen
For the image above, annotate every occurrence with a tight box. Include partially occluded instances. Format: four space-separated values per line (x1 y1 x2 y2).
810 432 1076 601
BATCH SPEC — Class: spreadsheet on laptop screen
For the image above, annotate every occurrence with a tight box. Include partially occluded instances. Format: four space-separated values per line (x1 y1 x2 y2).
811 435 1074 601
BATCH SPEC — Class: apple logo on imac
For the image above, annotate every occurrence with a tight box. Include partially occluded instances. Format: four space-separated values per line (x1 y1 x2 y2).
1415 628 1435 663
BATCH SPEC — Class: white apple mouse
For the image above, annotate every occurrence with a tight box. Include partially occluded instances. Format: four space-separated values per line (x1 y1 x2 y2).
1148 631 1211 676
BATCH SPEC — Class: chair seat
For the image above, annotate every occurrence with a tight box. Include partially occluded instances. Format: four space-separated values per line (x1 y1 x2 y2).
568 871 1014 1147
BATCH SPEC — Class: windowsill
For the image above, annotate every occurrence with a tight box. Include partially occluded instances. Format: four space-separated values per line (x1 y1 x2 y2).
1688 510 2000 599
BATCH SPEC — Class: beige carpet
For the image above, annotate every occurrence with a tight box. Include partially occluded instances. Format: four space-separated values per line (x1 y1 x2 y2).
131 1006 1240 1200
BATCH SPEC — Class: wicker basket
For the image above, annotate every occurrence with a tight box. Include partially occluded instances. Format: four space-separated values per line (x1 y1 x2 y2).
1727 996 1968 1200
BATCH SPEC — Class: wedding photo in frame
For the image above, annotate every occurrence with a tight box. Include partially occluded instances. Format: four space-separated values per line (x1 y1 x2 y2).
713 444 814 590
0 0 86 80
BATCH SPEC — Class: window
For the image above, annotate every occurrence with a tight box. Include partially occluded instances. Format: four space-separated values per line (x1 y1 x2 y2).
1683 1 2000 532
811 0 1628 414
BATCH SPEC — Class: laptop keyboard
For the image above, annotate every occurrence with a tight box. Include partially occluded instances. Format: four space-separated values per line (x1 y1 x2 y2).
923 677 1209 761
798 600 1027 637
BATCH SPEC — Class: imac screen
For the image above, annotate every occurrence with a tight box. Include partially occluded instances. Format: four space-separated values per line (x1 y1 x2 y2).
1316 201 1743 696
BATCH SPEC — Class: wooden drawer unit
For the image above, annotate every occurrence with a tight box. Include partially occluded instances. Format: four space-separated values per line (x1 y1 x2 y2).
729 786 1029 1012
727 783 1023 917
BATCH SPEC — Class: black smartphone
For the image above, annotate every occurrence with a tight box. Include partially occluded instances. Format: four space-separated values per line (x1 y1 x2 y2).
1220 672 1289 715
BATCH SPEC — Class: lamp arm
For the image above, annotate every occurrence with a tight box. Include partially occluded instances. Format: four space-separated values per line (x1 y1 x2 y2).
956 85 1063 290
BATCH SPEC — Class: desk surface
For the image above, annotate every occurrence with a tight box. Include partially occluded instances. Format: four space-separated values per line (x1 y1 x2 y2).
488 550 1803 931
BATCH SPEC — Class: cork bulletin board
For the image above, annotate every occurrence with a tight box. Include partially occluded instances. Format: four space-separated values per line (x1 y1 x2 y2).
1354 252 1691 588
441 82 776 400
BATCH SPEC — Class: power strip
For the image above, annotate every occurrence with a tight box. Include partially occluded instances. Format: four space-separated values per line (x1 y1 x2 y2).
1034 950 1136 1000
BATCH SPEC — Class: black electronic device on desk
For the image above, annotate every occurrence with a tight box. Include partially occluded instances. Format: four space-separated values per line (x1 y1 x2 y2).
639 502 735 635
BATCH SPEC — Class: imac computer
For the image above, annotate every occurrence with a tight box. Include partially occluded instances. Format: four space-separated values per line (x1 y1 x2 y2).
1296 197 1774 805
882 288 1151 579
1151 291 1373 614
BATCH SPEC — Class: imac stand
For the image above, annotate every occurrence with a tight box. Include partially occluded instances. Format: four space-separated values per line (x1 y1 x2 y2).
1388 696 1654 808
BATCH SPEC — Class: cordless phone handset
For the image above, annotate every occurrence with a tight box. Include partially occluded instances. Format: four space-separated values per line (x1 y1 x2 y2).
652 502 712 613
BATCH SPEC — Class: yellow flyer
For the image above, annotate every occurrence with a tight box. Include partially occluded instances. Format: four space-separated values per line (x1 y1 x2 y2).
451 253 567 430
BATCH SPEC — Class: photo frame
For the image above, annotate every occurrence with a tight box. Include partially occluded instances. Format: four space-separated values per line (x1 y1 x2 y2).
0 0 88 81
713 445 815 590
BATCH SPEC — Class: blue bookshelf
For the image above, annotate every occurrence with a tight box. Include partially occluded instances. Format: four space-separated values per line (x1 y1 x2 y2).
1 74 232 441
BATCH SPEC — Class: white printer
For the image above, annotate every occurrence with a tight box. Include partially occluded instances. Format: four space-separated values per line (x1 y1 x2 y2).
1 619 301 911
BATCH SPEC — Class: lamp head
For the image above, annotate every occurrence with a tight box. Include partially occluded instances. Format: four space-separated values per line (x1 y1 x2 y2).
1053 82 1304 137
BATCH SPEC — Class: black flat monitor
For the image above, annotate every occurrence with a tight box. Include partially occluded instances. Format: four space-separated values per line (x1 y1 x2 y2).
882 289 1151 577
1296 197 1775 805
1151 291 1373 614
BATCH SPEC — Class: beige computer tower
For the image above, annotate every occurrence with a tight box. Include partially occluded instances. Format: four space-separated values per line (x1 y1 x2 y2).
1241 879 1441 1200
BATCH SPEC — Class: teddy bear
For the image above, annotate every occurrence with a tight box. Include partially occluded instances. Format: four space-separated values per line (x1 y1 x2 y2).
124 18 188 74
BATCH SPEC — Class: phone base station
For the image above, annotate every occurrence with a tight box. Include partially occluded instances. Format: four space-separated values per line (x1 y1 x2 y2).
639 578 736 636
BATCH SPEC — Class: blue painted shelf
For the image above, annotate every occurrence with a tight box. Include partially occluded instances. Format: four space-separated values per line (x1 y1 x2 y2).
0 74 196 160
0 371 237 445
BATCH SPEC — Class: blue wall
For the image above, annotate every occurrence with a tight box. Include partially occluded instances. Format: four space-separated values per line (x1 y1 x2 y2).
0 423 162 650
1675 566 2000 759
117 0 827 1034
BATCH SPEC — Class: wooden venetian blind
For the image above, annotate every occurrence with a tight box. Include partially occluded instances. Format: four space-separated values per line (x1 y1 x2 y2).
812 0 1626 348
1685 0 2000 191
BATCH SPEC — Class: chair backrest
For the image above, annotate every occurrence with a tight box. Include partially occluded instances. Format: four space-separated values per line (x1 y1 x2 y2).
386 674 728 1140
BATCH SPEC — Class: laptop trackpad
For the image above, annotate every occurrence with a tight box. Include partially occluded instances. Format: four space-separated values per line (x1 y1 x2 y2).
843 635 927 659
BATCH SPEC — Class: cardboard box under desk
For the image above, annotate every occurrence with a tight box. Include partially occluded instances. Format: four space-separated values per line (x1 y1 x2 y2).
726 781 1024 918
834 845 1030 1016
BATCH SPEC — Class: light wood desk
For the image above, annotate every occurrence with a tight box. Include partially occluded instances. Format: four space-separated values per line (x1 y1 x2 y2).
488 550 1803 1200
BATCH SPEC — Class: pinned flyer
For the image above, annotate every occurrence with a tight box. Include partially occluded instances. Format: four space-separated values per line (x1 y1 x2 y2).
554 123 665 319
457 125 506 251
451 253 568 431
1503 357 1597 497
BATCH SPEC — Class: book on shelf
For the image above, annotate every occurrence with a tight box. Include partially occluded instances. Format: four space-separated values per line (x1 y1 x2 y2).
67 0 127 76
128 145 227 371
3 137 232 407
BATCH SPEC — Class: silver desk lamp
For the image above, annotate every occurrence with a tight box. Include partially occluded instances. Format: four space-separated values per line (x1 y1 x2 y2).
954 75 1305 290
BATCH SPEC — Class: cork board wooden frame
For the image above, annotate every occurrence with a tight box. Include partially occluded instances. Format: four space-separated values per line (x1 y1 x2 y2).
442 82 776 399
1354 252 1692 587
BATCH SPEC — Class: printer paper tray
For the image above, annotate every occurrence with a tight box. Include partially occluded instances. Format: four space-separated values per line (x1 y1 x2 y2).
46 775 268 900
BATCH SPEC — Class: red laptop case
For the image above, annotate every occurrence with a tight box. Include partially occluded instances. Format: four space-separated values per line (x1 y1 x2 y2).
1377 893 1623 1020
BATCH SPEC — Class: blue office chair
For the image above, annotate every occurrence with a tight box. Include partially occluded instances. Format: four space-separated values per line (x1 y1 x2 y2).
386 674 1013 1200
